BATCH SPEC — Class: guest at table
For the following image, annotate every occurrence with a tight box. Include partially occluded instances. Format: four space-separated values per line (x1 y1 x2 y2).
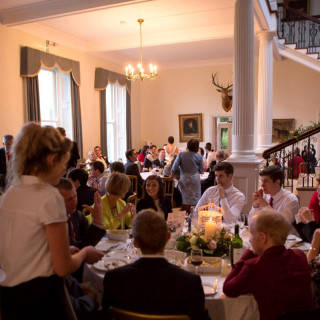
57 127 80 170
125 149 144 198
101 209 210 320
158 148 166 169
0 134 13 190
195 162 245 223
164 136 178 164
144 144 161 171
136 175 172 220
198 147 207 172
138 145 149 168
296 206 320 243
67 168 96 212
248 165 299 236
87 172 136 230
87 160 107 196
110 161 133 202
86 149 97 165
223 209 314 320
172 139 204 212
204 142 215 172
0 123 103 320
94 145 109 166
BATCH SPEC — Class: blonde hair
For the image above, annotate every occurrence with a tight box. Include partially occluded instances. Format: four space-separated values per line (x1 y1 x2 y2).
250 209 290 245
106 172 131 196
7 123 72 185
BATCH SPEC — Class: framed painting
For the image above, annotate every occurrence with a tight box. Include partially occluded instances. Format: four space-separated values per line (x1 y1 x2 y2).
178 113 203 142
272 119 295 143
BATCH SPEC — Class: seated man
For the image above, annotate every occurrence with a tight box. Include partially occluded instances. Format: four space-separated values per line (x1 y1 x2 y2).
101 209 210 320
0 134 13 189
94 145 109 166
143 144 160 171
87 160 108 196
223 209 314 320
195 162 245 224
125 149 144 198
248 165 299 236
67 168 96 212
158 148 166 168
201 149 224 194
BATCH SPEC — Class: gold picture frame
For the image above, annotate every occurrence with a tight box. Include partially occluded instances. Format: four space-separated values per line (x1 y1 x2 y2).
178 113 203 143
272 119 295 143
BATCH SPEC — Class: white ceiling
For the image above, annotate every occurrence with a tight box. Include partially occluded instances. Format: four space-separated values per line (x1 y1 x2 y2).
0 0 260 69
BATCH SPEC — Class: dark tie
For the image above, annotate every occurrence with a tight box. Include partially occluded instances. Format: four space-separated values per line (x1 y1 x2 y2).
7 152 10 161
269 197 273 208
67 215 76 240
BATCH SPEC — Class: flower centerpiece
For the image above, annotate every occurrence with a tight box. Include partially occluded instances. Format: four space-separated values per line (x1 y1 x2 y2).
176 227 232 257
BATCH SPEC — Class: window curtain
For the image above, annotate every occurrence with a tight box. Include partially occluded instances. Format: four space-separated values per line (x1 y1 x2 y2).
25 76 41 122
70 77 83 158
20 46 83 156
94 68 132 152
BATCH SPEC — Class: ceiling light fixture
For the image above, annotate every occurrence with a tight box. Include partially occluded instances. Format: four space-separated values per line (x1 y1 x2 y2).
125 19 157 81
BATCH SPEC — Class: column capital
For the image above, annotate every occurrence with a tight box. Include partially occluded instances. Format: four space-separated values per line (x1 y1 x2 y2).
256 30 276 41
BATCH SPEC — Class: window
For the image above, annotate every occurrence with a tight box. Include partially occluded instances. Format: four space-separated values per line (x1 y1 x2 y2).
106 82 127 162
38 67 73 139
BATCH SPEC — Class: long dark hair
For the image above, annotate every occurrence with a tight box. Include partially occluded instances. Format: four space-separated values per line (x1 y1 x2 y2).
142 175 165 211
141 145 149 156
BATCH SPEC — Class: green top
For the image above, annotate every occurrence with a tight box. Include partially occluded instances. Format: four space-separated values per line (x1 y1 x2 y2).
88 195 132 230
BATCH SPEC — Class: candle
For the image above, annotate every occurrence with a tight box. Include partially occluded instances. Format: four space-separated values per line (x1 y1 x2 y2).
205 219 216 238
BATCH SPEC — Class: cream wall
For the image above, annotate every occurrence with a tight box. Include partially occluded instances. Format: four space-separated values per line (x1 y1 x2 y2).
0 24 139 157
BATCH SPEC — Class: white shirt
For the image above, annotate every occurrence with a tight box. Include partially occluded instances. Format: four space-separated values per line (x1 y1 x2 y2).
195 184 245 223
248 188 299 236
206 151 216 169
0 175 67 286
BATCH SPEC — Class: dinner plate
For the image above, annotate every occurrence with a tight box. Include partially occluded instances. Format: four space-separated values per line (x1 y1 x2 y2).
202 283 218 296
93 258 127 272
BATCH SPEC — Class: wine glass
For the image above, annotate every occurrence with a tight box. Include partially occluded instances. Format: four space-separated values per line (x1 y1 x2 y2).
236 213 246 230
190 249 203 275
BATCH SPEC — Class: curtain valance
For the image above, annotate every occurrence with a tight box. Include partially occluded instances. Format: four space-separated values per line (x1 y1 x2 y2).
94 68 131 94
20 46 81 86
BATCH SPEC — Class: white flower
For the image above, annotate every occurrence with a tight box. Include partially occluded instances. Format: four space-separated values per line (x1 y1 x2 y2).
190 235 197 245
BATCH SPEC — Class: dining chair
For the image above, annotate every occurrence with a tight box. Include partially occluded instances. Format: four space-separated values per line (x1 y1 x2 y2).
161 177 174 207
109 307 190 320
127 194 137 206
128 175 138 196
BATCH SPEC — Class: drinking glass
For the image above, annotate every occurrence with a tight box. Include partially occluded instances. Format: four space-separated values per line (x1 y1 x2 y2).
236 213 246 229
190 249 203 275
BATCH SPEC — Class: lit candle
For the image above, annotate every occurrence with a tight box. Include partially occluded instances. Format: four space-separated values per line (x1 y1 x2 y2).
205 219 216 238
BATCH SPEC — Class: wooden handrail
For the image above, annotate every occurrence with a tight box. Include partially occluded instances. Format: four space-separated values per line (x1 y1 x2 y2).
262 125 320 159
278 3 320 25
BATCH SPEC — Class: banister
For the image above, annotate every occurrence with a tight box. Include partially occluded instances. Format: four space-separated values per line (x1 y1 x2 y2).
278 3 320 25
262 125 320 159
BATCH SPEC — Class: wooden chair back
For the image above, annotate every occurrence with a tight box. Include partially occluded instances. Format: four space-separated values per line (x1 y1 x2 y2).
127 194 137 206
128 175 138 195
109 307 190 320
161 177 174 207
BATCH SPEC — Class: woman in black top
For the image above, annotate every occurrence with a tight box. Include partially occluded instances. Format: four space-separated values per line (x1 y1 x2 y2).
137 175 172 220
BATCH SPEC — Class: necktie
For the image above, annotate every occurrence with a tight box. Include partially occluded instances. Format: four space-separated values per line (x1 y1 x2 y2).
269 197 273 208
7 152 10 161
67 215 76 240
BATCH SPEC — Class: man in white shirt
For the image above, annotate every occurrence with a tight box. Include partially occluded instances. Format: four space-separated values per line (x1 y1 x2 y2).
87 160 108 196
248 165 299 236
195 162 245 223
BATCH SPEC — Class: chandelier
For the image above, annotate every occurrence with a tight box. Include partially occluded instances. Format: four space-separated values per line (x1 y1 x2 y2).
125 19 158 81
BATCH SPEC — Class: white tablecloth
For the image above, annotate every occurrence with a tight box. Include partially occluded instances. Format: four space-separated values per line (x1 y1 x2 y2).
140 171 209 180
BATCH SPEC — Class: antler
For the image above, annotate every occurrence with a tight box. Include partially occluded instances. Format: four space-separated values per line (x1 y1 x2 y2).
212 73 233 90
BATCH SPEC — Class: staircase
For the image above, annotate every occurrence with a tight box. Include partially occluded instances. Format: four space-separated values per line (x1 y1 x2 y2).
272 1 320 71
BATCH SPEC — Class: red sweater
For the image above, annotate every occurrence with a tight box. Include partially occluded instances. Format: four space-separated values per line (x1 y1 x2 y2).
309 191 320 222
223 246 314 320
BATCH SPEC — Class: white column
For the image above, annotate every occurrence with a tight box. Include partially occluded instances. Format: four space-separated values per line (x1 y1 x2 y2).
255 30 275 155
227 0 261 215
230 0 257 160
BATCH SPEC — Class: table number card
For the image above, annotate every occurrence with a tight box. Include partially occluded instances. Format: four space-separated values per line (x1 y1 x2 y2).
167 211 186 234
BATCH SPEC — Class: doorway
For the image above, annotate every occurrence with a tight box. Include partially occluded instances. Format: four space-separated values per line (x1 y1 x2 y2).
216 116 232 157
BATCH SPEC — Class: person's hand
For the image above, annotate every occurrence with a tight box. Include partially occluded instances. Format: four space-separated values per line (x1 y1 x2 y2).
298 207 315 224
83 246 104 264
252 188 267 208
92 181 98 190
127 203 136 218
69 246 79 255
118 204 131 220
217 184 225 199
83 191 103 225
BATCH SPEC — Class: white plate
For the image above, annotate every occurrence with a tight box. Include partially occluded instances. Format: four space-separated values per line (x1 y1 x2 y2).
93 258 127 272
95 240 119 252
106 230 130 242
202 283 218 296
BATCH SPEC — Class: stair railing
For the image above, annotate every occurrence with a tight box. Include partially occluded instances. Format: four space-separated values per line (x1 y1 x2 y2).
277 3 320 57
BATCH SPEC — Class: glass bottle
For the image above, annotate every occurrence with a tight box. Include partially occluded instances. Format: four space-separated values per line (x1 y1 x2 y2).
231 224 243 267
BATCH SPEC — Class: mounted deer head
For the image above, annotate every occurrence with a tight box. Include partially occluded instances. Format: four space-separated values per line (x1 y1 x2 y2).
212 73 233 112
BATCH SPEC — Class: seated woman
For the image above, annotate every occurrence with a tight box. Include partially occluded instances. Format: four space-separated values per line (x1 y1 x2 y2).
138 145 149 168
88 172 136 230
136 175 172 220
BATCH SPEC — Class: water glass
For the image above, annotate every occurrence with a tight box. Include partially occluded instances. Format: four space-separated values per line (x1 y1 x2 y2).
190 249 203 275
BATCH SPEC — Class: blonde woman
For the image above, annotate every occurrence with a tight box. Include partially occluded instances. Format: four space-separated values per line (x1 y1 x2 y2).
0 123 103 319
88 172 136 230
